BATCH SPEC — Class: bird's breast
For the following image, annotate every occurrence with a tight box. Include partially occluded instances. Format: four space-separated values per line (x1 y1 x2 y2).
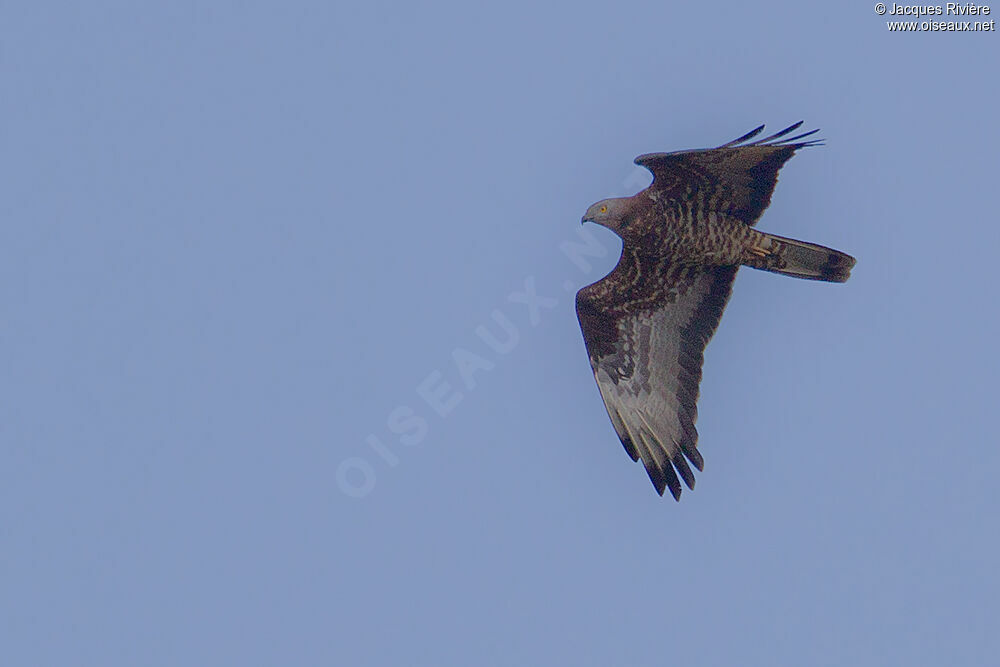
648 209 751 266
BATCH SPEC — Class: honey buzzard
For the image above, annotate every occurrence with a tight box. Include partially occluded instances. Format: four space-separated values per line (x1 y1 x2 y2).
577 122 855 500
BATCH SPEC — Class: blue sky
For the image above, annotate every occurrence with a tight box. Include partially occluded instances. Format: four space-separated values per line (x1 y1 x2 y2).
3 1 998 665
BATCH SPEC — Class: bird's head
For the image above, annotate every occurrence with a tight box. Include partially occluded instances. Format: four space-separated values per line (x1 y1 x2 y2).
581 197 631 234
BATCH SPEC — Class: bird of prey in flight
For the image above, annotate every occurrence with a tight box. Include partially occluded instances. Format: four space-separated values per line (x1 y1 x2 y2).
577 122 855 500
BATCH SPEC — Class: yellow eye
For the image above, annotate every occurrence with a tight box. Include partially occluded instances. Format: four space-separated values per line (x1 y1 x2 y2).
599 205 607 213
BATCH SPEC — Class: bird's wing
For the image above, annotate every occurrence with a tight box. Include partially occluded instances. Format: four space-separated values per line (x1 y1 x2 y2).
634 122 822 226
576 250 738 499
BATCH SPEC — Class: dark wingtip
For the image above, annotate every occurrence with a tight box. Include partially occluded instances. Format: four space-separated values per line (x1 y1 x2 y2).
747 123 824 149
672 453 697 491
751 121 804 145
621 435 640 462
663 464 682 501
680 440 704 472
644 456 681 500
779 128 820 142
641 456 669 498
719 124 766 148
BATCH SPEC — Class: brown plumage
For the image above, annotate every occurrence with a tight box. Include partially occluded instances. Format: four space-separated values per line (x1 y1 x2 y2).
577 122 856 500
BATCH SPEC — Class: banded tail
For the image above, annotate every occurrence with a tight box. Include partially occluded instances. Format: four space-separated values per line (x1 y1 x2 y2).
744 232 856 283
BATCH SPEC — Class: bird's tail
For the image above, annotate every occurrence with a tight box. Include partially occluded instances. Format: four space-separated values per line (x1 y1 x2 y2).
743 232 856 283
